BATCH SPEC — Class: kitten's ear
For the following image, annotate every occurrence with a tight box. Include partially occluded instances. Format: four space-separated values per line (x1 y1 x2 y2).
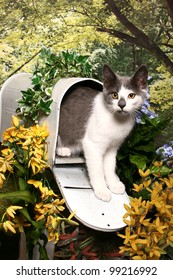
131 65 148 89
103 64 117 88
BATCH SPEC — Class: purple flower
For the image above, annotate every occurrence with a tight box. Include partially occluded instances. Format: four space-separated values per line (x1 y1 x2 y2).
136 90 157 123
156 142 173 161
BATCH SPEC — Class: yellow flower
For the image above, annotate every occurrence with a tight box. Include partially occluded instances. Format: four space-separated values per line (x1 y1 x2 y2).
3 127 18 142
12 115 20 127
168 190 173 201
0 148 15 173
13 215 31 232
139 169 150 178
28 179 42 189
132 183 143 192
21 137 32 149
147 245 165 259
118 227 137 245
43 198 65 214
34 202 48 221
6 205 23 219
3 220 16 233
153 217 168 234
0 172 6 188
47 231 60 243
143 179 151 188
40 187 57 199
1 148 13 157
132 255 147 260
139 216 151 226
167 231 173 245
46 215 60 232
30 180 45 196
29 122 49 139
153 161 163 167
160 176 173 188
46 215 61 243
67 211 79 226
28 156 47 174
28 180 57 199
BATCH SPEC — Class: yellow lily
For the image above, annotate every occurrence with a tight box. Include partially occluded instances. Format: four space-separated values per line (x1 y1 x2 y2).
0 172 6 188
12 115 20 127
13 215 31 232
29 122 49 139
28 179 42 189
28 156 47 174
3 127 18 142
3 220 16 234
6 205 23 219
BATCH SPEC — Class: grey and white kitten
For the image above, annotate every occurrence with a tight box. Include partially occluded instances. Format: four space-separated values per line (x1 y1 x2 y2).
57 64 148 202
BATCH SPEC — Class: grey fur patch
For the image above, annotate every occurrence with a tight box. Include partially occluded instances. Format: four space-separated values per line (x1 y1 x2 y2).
59 86 100 147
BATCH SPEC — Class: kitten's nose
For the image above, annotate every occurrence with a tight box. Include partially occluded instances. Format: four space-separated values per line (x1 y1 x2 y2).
118 98 126 109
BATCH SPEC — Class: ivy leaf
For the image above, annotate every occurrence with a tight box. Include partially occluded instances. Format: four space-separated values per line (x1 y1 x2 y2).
38 98 53 114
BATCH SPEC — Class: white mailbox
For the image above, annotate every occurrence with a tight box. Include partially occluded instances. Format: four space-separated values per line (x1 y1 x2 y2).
0 74 129 232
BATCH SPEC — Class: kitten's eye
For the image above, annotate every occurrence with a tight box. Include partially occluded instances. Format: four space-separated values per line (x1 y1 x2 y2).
112 92 118 99
128 93 136 99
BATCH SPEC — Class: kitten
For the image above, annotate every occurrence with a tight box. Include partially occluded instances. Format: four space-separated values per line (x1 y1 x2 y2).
57 64 148 201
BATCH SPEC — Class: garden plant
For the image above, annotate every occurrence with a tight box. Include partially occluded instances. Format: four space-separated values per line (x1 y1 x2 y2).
0 47 172 259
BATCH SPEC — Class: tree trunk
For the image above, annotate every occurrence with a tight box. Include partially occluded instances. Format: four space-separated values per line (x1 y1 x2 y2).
103 0 173 75
163 0 173 28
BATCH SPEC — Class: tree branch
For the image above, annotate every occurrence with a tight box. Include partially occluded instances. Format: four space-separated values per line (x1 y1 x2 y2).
104 0 152 48
8 50 41 78
97 27 146 48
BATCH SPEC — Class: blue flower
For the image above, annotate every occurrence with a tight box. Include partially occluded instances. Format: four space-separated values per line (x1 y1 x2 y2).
156 142 173 161
136 90 157 123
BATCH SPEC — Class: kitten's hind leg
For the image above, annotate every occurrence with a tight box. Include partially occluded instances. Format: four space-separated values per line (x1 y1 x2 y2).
57 147 71 157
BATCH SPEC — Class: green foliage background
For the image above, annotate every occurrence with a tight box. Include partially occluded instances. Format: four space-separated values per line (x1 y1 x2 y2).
1 0 173 83
1 0 173 190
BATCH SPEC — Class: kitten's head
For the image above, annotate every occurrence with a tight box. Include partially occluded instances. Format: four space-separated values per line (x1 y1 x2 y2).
102 64 148 118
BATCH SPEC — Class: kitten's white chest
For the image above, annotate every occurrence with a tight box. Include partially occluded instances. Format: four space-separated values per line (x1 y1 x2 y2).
83 94 134 150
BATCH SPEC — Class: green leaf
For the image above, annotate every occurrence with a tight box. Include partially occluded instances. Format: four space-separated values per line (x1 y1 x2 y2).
19 178 27 190
21 207 44 229
0 190 34 204
129 155 147 170
134 143 155 152
14 163 26 174
39 245 49 260
150 165 172 176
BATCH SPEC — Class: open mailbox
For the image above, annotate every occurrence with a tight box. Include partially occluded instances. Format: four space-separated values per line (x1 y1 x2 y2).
0 73 129 232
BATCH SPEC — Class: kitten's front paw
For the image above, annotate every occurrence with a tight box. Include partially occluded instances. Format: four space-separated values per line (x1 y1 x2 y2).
57 147 71 157
108 181 125 194
94 189 111 202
